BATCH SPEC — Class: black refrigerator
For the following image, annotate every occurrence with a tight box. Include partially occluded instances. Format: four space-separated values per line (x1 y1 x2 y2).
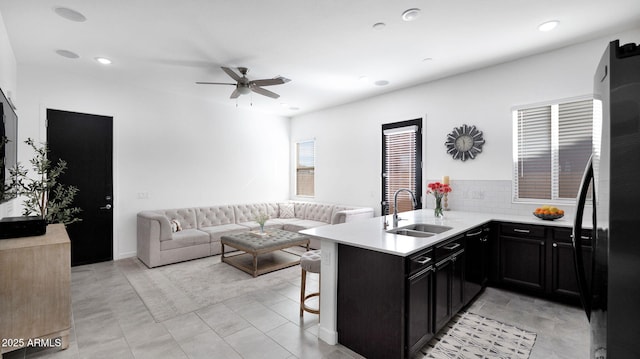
573 40 640 359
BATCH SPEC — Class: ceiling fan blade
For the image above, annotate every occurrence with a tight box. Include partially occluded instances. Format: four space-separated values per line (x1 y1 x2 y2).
250 84 280 99
230 88 241 99
195 82 236 85
221 66 241 82
251 77 289 87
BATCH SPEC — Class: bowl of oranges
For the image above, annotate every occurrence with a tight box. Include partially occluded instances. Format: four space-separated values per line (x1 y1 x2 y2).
533 205 565 220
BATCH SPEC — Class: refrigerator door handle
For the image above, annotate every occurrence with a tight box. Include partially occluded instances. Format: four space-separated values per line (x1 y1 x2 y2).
573 155 594 321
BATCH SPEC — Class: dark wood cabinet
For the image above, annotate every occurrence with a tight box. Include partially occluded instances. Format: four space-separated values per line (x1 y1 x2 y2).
464 225 490 303
433 236 465 333
551 228 593 301
337 244 436 359
406 263 434 355
335 220 591 359
337 244 405 359
499 223 547 294
497 222 593 303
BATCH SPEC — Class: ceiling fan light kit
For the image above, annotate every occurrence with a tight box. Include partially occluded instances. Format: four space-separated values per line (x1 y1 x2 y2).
197 66 290 100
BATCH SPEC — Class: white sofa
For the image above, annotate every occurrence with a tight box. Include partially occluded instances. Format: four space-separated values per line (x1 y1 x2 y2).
137 201 374 268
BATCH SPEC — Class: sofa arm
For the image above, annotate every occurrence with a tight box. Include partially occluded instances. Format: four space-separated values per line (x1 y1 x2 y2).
137 211 172 268
332 208 374 224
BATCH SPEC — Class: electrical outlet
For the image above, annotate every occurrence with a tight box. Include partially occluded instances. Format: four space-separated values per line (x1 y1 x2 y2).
322 251 331 266
137 192 149 199
471 190 485 200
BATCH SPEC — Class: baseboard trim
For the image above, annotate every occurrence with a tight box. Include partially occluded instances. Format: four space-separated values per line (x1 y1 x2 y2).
116 251 137 260
318 326 338 345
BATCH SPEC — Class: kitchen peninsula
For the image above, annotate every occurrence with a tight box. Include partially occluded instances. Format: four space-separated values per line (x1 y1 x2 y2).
300 209 587 359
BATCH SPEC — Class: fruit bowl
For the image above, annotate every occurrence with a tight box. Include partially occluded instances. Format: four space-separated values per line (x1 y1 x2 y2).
533 212 564 221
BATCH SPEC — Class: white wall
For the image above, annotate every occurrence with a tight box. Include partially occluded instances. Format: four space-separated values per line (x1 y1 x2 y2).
0 11 17 218
291 28 640 214
16 64 290 259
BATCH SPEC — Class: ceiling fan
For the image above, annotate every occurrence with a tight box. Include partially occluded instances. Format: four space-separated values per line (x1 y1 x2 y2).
196 66 290 99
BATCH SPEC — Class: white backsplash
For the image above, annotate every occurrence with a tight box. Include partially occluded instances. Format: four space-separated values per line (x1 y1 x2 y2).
423 179 591 223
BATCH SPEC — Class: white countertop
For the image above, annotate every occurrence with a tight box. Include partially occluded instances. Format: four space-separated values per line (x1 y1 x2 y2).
300 209 583 257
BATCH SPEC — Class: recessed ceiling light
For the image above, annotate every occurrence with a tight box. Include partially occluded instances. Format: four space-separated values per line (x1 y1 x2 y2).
55 49 79 59
95 57 112 65
359 75 370 82
372 22 386 30
280 102 288 107
422 57 433 62
538 20 559 32
54 7 86 22
401 8 421 22
289 107 300 111
374 80 389 86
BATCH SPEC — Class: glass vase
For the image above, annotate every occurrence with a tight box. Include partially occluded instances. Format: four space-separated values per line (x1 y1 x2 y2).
434 196 444 218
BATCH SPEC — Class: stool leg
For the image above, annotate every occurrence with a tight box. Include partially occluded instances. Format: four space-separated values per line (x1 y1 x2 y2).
300 268 306 316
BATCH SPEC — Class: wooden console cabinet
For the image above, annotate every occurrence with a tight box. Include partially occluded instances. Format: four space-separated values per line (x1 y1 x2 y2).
0 224 71 355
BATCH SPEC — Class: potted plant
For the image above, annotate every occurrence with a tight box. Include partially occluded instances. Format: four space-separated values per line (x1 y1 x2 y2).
5 138 82 225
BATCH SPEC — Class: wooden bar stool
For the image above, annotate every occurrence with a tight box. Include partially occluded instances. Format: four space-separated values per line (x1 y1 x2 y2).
300 249 321 316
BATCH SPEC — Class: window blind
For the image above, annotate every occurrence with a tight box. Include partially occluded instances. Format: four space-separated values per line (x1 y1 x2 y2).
296 140 315 196
513 98 593 202
558 100 593 199
515 105 552 200
383 123 420 214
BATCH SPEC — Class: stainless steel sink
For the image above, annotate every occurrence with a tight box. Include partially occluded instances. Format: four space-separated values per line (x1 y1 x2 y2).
389 229 436 237
386 223 453 237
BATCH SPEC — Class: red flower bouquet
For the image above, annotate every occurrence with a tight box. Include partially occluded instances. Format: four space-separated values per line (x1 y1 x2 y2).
427 182 452 217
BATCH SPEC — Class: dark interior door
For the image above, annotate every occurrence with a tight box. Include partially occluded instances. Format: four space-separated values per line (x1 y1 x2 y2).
47 109 113 266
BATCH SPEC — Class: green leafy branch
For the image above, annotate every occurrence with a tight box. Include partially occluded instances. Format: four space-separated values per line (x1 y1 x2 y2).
5 138 82 225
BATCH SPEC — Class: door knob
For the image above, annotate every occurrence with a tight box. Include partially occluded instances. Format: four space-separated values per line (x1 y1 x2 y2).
100 204 112 210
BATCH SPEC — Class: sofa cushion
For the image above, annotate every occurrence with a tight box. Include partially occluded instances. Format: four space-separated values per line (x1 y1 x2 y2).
237 219 284 231
197 206 236 227
283 219 328 232
200 223 249 242
278 203 295 218
159 208 198 230
160 229 209 251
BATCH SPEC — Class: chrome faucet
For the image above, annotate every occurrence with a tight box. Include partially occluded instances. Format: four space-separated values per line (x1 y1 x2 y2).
393 188 417 227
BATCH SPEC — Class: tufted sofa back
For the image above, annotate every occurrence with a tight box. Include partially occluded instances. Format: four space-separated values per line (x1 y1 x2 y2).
301 203 335 223
233 203 269 223
196 205 236 227
157 208 198 229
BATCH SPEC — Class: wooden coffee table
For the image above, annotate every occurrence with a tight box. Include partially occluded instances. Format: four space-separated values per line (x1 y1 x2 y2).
221 229 310 277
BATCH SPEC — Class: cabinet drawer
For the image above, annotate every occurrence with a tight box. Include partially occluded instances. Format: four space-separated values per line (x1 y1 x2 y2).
435 235 464 260
407 249 433 276
553 227 592 244
500 223 545 238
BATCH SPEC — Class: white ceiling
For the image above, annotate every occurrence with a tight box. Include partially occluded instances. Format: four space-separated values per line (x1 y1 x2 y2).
1 0 639 117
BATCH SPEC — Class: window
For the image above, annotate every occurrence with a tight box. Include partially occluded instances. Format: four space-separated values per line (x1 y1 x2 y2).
296 140 315 196
513 98 593 202
382 119 422 214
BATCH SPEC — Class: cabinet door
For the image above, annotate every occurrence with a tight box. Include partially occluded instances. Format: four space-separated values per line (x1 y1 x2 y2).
551 240 593 299
500 235 546 293
406 267 433 355
451 251 466 314
434 259 452 333
464 228 487 302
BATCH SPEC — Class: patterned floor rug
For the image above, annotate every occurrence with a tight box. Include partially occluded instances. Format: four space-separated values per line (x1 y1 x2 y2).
420 311 537 359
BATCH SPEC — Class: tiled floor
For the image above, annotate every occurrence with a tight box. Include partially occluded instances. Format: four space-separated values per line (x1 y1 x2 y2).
4 256 589 359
